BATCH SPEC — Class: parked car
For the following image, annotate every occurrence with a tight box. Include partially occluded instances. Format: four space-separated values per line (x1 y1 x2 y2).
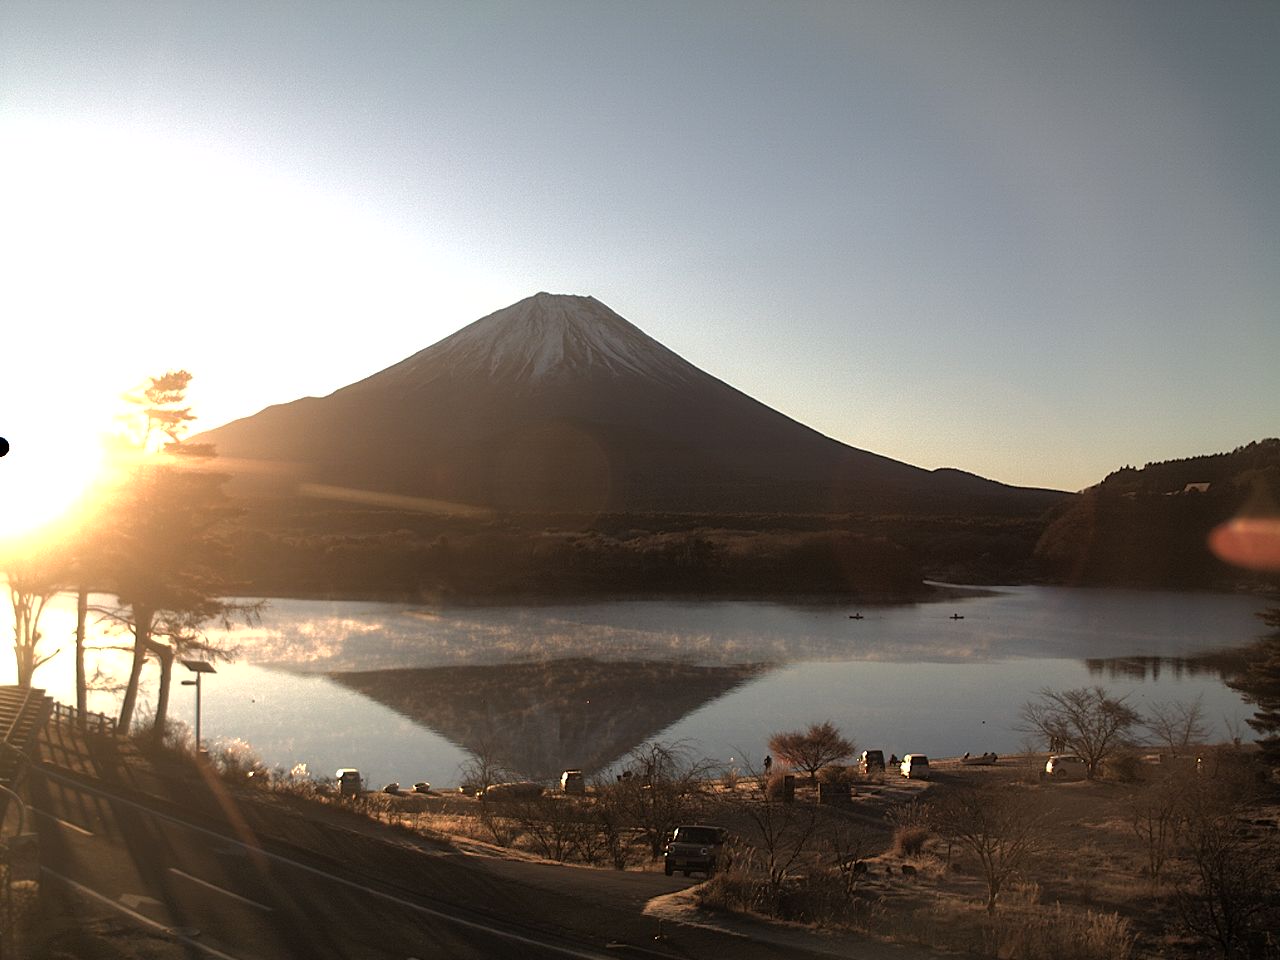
858 750 885 775
900 754 930 779
1044 754 1086 778
560 769 585 794
663 824 727 877
335 768 362 797
483 781 545 800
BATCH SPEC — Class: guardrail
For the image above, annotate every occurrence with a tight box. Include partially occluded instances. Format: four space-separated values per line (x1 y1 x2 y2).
50 701 118 737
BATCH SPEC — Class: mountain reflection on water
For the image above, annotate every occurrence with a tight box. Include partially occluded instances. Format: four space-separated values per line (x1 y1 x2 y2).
6 586 1269 784
330 658 768 779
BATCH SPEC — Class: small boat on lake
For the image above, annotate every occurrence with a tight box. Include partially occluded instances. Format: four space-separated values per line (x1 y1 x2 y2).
848 613 864 620
949 613 965 620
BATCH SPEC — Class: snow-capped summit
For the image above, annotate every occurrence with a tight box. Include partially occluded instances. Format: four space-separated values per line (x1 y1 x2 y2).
356 292 696 390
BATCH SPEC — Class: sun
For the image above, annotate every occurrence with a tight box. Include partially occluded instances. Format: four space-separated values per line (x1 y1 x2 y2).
0 408 111 545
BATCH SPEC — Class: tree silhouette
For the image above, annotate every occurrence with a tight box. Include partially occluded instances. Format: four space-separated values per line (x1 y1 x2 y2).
931 784 1047 915
1019 686 1143 778
1227 608 1280 764
3 535 65 686
767 721 855 781
104 372 260 739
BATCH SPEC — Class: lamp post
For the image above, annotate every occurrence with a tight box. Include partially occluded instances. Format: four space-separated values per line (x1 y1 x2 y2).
180 660 216 756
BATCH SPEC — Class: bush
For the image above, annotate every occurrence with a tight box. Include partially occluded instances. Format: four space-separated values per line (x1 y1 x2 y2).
212 737 269 780
765 771 792 799
1102 753 1142 782
128 708 194 756
694 865 760 914
892 825 929 857
818 764 855 786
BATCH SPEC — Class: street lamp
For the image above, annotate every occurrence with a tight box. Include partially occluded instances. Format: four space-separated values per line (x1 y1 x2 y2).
180 660 216 756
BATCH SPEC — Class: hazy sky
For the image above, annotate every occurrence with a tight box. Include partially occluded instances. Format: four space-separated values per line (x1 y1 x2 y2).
1 0 1277 500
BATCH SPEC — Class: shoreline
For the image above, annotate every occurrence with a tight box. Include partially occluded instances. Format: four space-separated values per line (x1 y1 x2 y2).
226 580 1000 607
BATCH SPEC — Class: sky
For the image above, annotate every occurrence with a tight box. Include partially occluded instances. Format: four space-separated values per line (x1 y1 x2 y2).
1 0 1277 523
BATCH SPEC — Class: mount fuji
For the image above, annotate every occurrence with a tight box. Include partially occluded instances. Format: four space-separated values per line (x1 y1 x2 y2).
200 293 1062 516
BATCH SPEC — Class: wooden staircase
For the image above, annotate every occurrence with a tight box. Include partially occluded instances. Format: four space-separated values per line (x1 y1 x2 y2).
0 685 52 786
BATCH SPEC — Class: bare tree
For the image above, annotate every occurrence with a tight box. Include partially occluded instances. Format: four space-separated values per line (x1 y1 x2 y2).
508 794 592 862
457 733 512 800
614 740 711 859
588 776 640 870
1147 695 1209 754
1174 780 1279 958
1019 686 1143 778
768 721 855 781
734 759 822 909
930 784 1047 915
4 544 63 686
1127 773 1183 886
829 818 874 899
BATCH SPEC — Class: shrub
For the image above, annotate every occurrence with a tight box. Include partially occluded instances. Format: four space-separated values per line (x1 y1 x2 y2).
128 708 194 756
694 865 759 914
212 737 269 780
1102 753 1142 782
765 771 792 799
818 764 855 786
892 825 929 857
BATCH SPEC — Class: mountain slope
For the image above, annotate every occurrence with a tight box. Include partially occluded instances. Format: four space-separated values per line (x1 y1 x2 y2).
201 292 1063 517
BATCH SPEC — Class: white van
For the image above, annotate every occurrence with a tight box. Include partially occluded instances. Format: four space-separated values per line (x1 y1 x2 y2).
900 754 930 779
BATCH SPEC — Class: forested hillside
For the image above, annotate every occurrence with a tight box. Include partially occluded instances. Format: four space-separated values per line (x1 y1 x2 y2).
1035 439 1280 589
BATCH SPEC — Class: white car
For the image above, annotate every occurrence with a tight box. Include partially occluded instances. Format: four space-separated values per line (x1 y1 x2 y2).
1044 754 1086 778
900 754 930 779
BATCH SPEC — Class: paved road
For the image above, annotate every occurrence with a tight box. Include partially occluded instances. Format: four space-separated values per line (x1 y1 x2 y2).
33 768 619 959
32 765 876 960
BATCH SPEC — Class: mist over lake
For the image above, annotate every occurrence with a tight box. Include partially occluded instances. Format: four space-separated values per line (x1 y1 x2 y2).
10 585 1268 786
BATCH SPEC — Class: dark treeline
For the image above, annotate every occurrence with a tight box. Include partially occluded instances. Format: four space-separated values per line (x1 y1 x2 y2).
1035 439 1280 590
223 438 1279 599
225 498 1047 600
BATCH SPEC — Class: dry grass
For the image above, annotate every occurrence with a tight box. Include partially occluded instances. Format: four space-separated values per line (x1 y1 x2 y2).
228 747 1278 960
695 859 1134 960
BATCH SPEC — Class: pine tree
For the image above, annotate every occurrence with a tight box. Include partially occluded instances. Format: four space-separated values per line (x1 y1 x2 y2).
104 372 260 740
1227 608 1280 763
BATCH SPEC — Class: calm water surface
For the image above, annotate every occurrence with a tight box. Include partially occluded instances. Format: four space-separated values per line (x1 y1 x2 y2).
7 585 1270 786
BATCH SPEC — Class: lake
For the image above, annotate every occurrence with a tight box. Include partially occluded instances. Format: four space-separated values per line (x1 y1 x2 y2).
5 585 1271 787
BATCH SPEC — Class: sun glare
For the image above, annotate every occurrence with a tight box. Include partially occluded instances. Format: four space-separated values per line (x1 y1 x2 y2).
0 116 498 459
0 425 108 543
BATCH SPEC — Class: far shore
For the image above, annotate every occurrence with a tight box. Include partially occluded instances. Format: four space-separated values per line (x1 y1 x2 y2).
226 580 1001 607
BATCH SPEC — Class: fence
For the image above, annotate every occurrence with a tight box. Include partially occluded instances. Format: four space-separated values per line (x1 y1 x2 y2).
49 701 117 737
